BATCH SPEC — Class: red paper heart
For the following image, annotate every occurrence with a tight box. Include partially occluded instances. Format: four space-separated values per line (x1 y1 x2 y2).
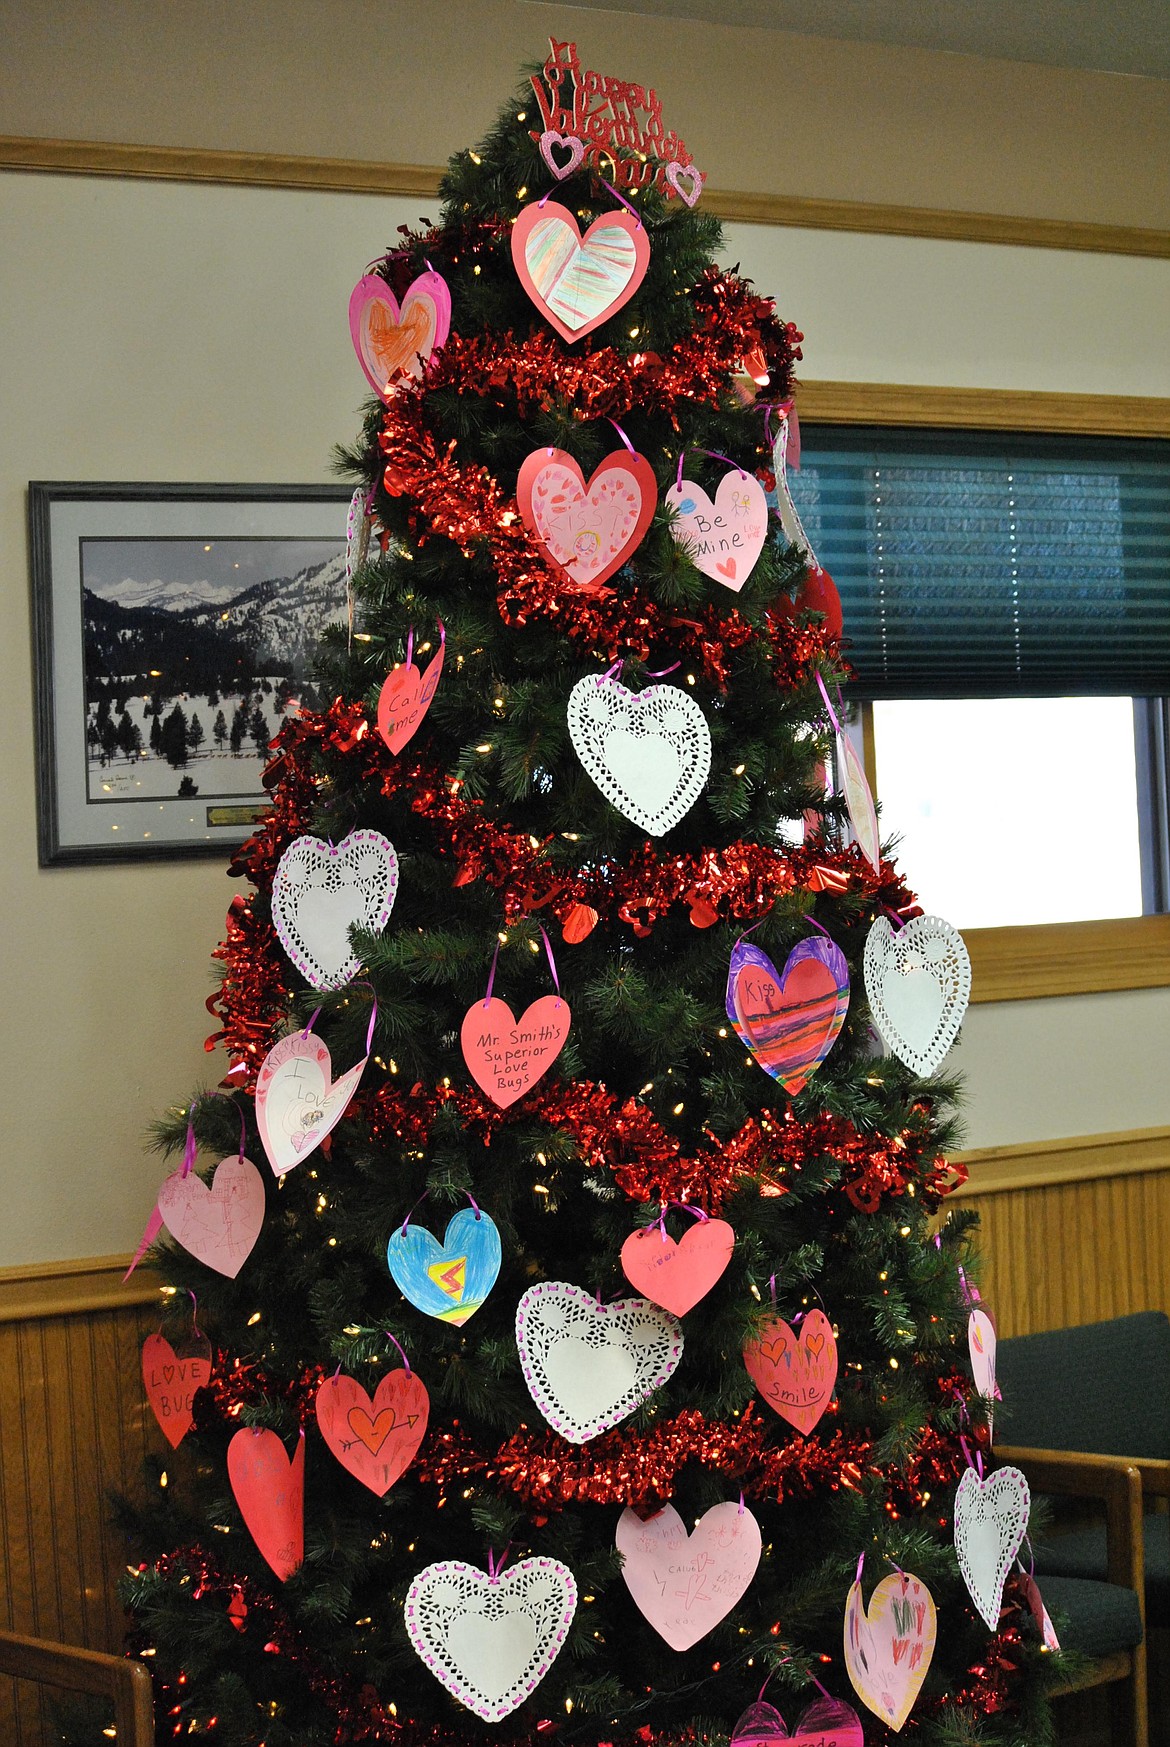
511 201 650 344
315 1369 430 1496
227 1428 304 1581
460 993 571 1108
743 1309 838 1435
142 1330 212 1449
376 638 444 754
620 1217 735 1317
517 447 657 592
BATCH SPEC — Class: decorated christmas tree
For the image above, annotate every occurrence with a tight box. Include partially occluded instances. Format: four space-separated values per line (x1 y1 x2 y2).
121 43 1059 1747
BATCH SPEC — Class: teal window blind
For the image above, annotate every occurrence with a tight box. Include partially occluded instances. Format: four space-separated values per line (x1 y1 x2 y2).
788 426 1170 698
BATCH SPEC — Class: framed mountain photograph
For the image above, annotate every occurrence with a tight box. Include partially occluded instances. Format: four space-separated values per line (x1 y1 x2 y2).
28 483 354 865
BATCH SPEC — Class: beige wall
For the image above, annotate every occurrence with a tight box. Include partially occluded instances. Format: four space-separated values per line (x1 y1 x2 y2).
2 6 1169 1265
2 0 1170 230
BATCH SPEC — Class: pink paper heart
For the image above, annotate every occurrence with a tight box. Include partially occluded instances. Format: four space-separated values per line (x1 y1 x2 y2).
142 1330 212 1450
516 446 657 592
460 994 570 1108
968 1306 998 1437
731 1694 865 1747
620 1217 735 1317
254 1031 367 1176
348 270 451 399
666 471 769 592
315 1369 429 1496
665 160 703 207
539 129 586 181
227 1428 304 1581
377 638 445 754
843 1570 937 1732
156 1153 265 1279
511 201 650 344
743 1309 838 1435
616 1501 761 1650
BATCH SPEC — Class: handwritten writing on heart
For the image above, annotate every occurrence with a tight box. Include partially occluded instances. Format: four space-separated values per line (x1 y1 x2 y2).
727 938 849 1095
254 1031 367 1177
666 469 768 591
142 1331 212 1449
315 1369 429 1496
511 201 649 343
377 640 445 754
843 1570 936 1733
616 1501 761 1651
743 1309 838 1436
227 1428 304 1582
461 994 570 1108
349 270 451 398
731 1694 865 1747
405 1557 577 1721
620 1217 735 1317
156 1153 265 1279
954 1464 1030 1629
517 447 657 592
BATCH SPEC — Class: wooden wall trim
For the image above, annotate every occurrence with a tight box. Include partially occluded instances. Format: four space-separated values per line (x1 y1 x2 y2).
952 1125 1170 1196
2 135 1169 260
0 1255 157 1323
798 381 1170 440
964 915 1170 1004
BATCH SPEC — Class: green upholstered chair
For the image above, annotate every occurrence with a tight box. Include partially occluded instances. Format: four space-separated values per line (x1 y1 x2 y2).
996 1310 1170 1747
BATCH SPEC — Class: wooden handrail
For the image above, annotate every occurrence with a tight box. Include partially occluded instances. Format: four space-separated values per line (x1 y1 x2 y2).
0 1629 153 1744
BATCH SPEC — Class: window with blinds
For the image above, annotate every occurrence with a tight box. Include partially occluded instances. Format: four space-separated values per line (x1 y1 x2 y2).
788 426 1170 699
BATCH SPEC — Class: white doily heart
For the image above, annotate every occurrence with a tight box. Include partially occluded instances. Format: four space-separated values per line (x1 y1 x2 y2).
863 914 971 1076
405 1556 577 1721
271 830 399 991
567 673 711 837
954 1465 1031 1630
515 1282 683 1444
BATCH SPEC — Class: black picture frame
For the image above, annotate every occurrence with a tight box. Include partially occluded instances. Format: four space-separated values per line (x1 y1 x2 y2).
28 482 354 866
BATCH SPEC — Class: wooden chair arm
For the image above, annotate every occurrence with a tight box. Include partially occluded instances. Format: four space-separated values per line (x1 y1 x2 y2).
996 1446 1145 1593
0 1628 153 1745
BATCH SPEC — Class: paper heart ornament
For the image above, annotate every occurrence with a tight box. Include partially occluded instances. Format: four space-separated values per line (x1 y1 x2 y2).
731 1695 865 1747
727 938 849 1095
512 200 649 343
142 1330 212 1449
616 1501 761 1650
315 1368 429 1495
864 914 972 1076
272 831 398 991
666 470 768 591
377 639 444 754
664 160 703 207
954 1464 1031 1629
1022 1571 1061 1652
349 270 451 397
156 1153 265 1279
405 1556 577 1721
620 1216 735 1316
345 486 370 583
517 447 657 592
837 733 881 871
539 130 586 180
515 1282 683 1444
387 1206 502 1324
461 994 570 1108
743 1309 838 1435
227 1428 304 1581
968 1306 998 1438
568 673 711 837
255 1030 367 1177
844 1570 936 1732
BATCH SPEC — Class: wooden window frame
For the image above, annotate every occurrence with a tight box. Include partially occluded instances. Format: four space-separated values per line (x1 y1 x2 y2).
799 382 1170 1003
